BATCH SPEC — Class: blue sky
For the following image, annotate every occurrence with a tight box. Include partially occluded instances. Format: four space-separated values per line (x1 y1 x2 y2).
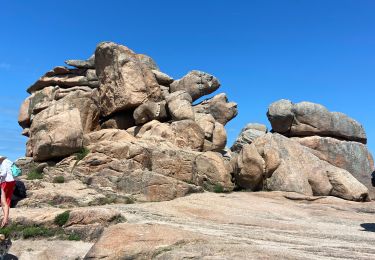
0 0 374 161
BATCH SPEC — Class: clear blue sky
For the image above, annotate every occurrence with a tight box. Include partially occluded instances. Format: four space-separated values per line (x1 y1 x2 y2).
1 0 374 161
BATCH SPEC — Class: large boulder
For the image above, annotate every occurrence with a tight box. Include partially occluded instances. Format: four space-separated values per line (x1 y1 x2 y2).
29 108 83 161
95 42 162 116
18 96 32 128
235 133 369 201
152 70 173 85
170 70 220 101
267 100 367 144
293 136 375 198
31 90 100 133
194 93 238 125
136 54 159 71
165 90 195 121
130 120 205 151
231 123 267 153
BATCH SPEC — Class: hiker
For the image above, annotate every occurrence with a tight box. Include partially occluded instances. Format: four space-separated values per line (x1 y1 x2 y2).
0 156 16 228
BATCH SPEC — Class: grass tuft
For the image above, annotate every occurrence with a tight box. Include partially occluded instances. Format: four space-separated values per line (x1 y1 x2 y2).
54 211 70 227
53 176 65 183
0 223 82 241
67 233 81 241
22 226 55 239
27 168 43 180
213 184 224 193
75 147 90 161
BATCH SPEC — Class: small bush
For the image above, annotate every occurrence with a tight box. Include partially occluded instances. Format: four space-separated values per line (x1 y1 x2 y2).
75 147 90 161
0 223 19 238
213 184 224 193
22 226 55 239
67 233 81 241
54 211 70 227
27 169 43 180
0 223 82 241
53 176 65 183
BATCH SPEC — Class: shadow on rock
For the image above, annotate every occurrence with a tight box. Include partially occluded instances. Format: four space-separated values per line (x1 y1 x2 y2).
360 223 375 232
3 254 18 260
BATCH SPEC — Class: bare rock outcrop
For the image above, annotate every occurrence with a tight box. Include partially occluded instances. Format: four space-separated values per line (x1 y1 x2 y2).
235 133 369 201
18 42 372 204
231 99 373 201
18 42 237 203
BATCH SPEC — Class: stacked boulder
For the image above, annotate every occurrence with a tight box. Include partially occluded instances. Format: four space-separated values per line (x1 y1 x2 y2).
231 100 374 201
18 42 237 202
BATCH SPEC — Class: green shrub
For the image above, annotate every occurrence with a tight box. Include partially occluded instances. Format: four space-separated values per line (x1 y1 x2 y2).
0 223 82 241
75 147 90 161
22 226 55 239
54 211 70 227
67 233 81 241
0 223 19 238
213 184 224 193
53 176 65 183
27 169 43 180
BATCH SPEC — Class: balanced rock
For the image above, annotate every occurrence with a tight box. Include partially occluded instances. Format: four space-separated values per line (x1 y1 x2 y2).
170 70 220 101
267 100 367 144
65 54 95 69
194 93 238 125
95 42 162 116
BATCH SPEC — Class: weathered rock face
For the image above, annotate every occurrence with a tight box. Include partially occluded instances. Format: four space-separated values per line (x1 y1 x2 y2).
19 41 238 203
19 41 372 205
231 123 267 153
267 100 367 144
95 42 162 117
238 133 369 201
293 136 375 197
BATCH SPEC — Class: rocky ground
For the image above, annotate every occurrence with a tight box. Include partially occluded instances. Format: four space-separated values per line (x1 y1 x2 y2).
7 191 375 259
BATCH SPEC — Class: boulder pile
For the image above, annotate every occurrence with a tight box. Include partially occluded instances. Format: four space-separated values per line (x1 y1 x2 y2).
231 100 374 201
18 42 237 203
17 42 374 203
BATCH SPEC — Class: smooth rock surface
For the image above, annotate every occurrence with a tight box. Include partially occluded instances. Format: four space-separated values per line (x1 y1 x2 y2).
267 100 367 143
83 192 375 259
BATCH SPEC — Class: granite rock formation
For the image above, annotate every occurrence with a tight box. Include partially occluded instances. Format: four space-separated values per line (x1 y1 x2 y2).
18 42 237 203
231 99 374 200
17 43 374 203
